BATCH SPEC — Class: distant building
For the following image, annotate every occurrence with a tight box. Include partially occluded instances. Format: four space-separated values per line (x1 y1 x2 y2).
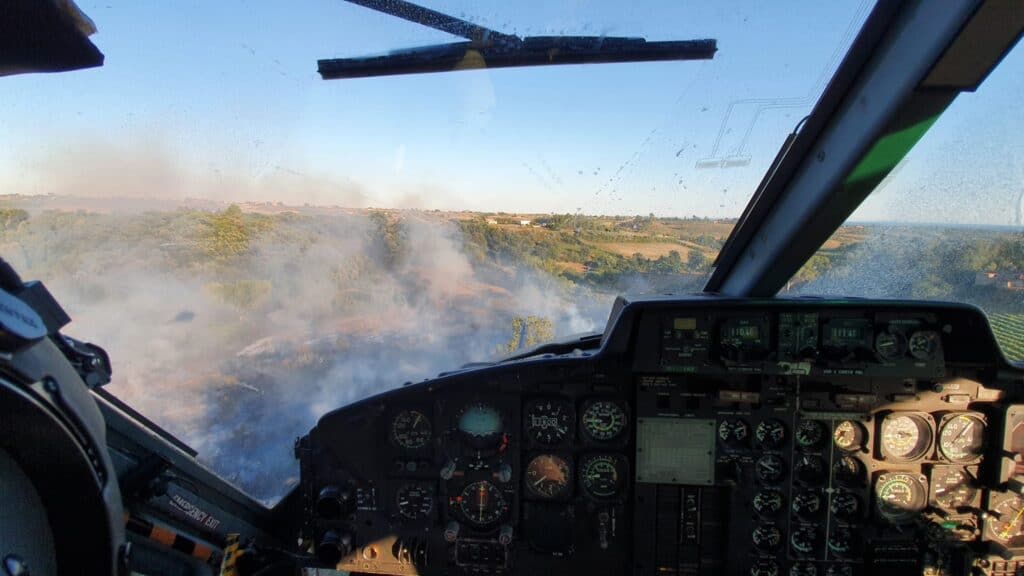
976 271 1024 290
519 220 531 226
486 218 498 225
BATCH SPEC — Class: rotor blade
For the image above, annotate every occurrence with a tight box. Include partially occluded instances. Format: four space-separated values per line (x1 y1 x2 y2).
342 0 520 47
319 37 716 80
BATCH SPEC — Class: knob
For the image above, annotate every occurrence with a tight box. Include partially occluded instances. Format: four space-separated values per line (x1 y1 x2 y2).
597 511 611 550
444 521 460 543
440 459 456 480
496 464 512 483
317 530 353 566
498 524 514 545
316 485 355 518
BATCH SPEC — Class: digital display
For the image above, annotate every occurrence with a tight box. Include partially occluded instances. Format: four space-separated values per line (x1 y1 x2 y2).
637 418 715 485
830 327 862 341
726 325 760 339
674 317 697 330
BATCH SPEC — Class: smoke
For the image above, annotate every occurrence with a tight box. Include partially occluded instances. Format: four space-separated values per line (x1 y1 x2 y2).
0 202 612 503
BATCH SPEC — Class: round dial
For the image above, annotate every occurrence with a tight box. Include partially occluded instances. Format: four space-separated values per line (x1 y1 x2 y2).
391 410 431 449
458 403 503 439
750 560 780 576
833 420 865 452
753 490 784 516
938 414 985 463
525 400 572 444
795 420 825 449
932 467 977 509
525 454 572 499
459 481 508 527
908 330 939 360
789 562 818 576
581 401 627 442
825 566 853 576
396 484 433 520
756 454 785 484
875 472 927 523
752 524 782 551
756 419 786 448
989 496 1024 543
791 490 821 516
580 454 626 499
829 491 860 519
790 526 818 556
718 418 750 444
880 413 932 460
827 527 855 557
794 454 826 485
832 454 864 484
875 331 907 360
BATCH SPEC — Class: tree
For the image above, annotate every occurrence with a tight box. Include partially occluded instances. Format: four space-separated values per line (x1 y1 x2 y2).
0 208 29 231
687 249 709 271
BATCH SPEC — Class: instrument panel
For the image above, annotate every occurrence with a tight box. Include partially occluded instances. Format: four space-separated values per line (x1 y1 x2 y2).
295 296 1024 575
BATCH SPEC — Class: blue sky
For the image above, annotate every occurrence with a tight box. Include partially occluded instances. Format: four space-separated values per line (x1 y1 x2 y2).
1 1 1020 222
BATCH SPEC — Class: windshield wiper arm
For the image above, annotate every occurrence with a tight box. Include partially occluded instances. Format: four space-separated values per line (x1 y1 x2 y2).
318 0 716 80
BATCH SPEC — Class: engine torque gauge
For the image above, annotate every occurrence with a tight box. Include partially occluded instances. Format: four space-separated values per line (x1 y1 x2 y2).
875 472 927 523
755 419 786 448
880 413 932 461
938 413 985 463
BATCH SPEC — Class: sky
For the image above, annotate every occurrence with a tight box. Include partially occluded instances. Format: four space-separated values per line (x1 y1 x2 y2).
1 0 1021 223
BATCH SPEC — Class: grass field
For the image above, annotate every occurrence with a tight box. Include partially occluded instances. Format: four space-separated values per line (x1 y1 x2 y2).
987 314 1024 362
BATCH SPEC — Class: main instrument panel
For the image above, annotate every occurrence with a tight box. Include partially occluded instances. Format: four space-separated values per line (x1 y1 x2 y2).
295 296 1024 575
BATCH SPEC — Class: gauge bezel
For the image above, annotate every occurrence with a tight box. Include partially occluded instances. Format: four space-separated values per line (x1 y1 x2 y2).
985 492 1024 546
937 411 987 463
457 480 510 528
929 465 980 511
832 419 866 453
579 398 630 444
874 471 928 523
395 482 435 521
578 453 629 501
523 398 575 447
523 453 573 501
878 411 935 462
389 408 433 450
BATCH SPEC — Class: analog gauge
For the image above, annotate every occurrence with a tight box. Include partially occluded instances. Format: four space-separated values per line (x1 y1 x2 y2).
827 527 855 557
459 481 508 527
580 454 626 499
752 524 782 551
789 562 818 576
988 496 1024 543
753 490 784 516
791 490 822 516
938 413 986 463
880 413 932 460
832 454 864 485
756 419 786 448
908 330 939 360
829 491 860 520
525 454 571 499
931 467 977 509
756 454 785 484
794 455 826 485
718 418 750 444
795 420 825 449
525 400 572 444
391 410 431 449
825 566 853 576
875 472 927 523
833 420 865 452
396 484 433 520
750 560 780 576
790 526 818 556
875 331 907 360
458 403 503 439
581 401 627 442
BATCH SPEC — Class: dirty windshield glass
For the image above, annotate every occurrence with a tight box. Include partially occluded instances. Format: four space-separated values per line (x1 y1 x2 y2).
790 42 1024 363
0 1 871 502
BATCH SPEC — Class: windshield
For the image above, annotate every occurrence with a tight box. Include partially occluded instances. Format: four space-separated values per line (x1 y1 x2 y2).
790 41 1024 362
0 1 871 503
